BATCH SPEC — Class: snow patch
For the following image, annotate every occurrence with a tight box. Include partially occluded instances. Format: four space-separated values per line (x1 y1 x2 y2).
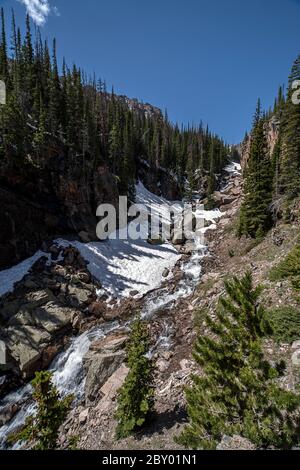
0 251 48 298
55 237 180 300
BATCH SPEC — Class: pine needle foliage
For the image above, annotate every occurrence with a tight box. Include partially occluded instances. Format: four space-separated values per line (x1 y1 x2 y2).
115 315 154 439
238 101 274 238
177 273 300 450
269 240 300 288
265 306 300 344
10 371 73 450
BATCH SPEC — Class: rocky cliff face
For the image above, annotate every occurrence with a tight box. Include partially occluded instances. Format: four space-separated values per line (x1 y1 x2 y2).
0 245 100 395
0 155 119 270
240 115 280 169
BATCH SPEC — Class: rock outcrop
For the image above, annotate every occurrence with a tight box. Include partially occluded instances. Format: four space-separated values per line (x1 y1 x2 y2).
0 245 100 393
83 331 128 404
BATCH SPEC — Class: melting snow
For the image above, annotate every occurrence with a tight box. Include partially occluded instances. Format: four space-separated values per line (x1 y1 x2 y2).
0 251 49 298
55 236 180 300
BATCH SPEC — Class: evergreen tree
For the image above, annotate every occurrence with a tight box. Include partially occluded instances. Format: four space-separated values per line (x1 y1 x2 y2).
0 8 229 201
0 7 8 82
279 55 300 199
238 101 273 238
10 371 73 450
177 273 300 450
272 132 282 199
115 315 154 439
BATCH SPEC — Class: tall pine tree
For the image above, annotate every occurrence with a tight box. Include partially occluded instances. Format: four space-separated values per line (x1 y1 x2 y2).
279 55 300 199
177 273 300 450
239 100 273 238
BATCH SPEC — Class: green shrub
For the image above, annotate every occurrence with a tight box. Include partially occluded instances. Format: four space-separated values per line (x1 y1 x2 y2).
269 242 300 286
176 273 300 450
115 315 154 439
265 306 300 343
9 371 73 450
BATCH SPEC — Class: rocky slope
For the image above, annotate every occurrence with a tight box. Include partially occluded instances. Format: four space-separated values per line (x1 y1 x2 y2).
57 165 300 451
53 167 248 450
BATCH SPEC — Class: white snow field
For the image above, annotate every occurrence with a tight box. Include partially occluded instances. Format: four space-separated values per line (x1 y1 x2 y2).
55 182 183 299
0 251 49 298
54 236 180 300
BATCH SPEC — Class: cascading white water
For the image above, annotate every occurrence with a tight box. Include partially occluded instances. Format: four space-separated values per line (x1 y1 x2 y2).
0 321 119 449
142 235 208 319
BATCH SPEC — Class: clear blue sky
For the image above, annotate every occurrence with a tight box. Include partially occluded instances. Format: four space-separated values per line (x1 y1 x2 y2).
2 0 300 143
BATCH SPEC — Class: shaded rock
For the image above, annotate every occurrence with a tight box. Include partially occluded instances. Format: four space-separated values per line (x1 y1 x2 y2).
130 290 139 297
84 351 126 404
23 277 39 289
30 256 49 274
48 244 61 261
162 268 170 278
88 301 107 318
0 403 19 426
147 237 165 246
52 264 67 277
78 272 91 284
41 343 62 369
221 195 235 205
24 289 56 309
78 231 92 243
67 285 94 308
172 230 186 245
34 302 72 334
204 219 213 228
212 191 222 207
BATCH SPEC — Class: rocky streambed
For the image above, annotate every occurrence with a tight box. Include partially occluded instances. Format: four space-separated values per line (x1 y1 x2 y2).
0 163 242 449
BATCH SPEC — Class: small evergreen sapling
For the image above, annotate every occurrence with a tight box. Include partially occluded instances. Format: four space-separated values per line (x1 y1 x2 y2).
10 371 73 450
177 273 300 450
115 315 154 439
